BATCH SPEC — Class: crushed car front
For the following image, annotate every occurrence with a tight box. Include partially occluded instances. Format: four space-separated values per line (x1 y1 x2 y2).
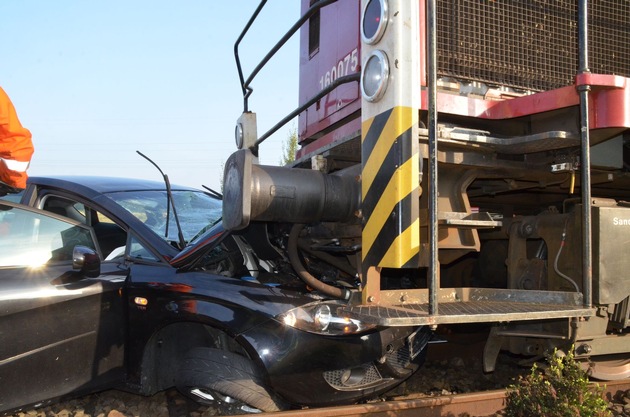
238 296 430 406
168 220 430 407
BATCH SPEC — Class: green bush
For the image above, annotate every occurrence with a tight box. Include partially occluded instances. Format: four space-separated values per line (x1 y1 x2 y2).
504 348 610 417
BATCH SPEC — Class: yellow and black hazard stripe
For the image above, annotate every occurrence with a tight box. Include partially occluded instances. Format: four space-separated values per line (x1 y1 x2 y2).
361 106 420 270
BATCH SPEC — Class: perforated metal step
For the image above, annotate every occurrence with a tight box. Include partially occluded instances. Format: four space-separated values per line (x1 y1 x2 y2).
342 288 594 326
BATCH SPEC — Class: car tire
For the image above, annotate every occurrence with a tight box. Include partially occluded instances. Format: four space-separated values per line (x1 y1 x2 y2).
177 347 286 414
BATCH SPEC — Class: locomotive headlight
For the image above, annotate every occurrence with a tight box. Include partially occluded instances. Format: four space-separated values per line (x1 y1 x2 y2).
235 122 244 149
234 112 257 151
279 301 376 335
361 50 389 102
361 0 388 44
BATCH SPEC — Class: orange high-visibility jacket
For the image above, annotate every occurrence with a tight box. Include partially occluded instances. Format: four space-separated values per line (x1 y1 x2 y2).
0 87 34 189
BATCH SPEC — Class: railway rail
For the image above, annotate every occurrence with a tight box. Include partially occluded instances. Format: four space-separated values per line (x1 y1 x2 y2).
7 368 630 417
9 330 630 417
239 379 630 417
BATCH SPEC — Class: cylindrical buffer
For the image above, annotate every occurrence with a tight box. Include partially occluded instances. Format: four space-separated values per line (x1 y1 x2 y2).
223 149 360 230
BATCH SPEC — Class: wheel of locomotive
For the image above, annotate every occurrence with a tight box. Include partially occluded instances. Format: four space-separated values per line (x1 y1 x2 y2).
177 347 287 414
583 354 630 381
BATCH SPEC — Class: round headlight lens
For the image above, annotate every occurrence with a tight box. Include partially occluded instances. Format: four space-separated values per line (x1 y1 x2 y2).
314 304 331 331
361 0 388 44
361 50 389 102
235 122 244 149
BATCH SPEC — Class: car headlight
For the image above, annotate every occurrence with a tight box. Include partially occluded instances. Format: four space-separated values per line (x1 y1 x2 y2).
279 301 376 335
361 50 389 102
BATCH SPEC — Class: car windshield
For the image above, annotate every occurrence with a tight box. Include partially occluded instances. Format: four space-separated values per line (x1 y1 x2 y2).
105 190 222 245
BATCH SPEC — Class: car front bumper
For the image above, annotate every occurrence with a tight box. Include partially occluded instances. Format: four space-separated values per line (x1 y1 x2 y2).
238 320 430 407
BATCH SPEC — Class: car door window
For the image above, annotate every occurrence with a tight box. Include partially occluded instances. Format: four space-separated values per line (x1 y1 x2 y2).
128 234 159 262
41 196 128 261
39 195 162 263
0 201 126 410
0 203 95 267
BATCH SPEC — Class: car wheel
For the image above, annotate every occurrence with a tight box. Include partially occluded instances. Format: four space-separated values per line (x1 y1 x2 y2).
177 347 286 414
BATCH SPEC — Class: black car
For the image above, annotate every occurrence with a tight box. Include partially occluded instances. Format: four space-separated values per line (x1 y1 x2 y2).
0 175 428 414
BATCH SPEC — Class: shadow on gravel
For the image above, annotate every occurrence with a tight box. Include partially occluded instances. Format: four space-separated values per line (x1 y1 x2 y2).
6 389 213 417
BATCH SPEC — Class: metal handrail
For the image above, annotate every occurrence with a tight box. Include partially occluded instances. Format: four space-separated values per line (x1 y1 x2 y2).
234 0 338 112
255 73 359 149
427 0 439 315
578 0 592 308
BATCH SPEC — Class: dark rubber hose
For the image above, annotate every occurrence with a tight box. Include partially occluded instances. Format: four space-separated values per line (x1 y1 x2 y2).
288 223 351 300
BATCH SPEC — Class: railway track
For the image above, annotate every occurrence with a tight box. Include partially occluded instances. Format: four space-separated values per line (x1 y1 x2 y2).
13 377 627 417
9 327 630 417
240 379 630 417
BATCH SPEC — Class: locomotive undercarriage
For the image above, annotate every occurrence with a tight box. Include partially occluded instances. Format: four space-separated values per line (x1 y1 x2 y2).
478 199 630 380
288 113 630 378
228 0 630 384
436 121 630 379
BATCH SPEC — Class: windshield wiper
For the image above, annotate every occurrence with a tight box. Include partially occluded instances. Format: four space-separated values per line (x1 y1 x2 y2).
202 185 222 199
136 150 186 250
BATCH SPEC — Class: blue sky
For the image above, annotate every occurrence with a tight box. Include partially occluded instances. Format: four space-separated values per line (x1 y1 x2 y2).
0 1 300 191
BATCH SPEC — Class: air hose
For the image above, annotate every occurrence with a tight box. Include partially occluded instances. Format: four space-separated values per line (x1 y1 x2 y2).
288 224 351 300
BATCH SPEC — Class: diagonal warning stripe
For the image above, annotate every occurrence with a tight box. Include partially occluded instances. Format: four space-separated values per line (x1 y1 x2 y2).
361 106 420 269
362 106 415 194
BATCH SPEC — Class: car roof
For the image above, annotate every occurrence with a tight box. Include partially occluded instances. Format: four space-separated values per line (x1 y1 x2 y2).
28 175 201 195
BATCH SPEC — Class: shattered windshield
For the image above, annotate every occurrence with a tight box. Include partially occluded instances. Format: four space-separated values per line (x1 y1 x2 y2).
105 190 222 245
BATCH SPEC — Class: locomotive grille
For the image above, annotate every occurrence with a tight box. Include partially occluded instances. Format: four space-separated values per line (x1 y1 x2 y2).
437 0 630 92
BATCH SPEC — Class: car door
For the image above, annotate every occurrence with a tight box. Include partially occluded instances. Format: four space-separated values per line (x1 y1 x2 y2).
0 201 126 413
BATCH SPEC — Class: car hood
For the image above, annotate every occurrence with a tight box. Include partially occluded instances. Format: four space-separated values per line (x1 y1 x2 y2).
168 221 227 269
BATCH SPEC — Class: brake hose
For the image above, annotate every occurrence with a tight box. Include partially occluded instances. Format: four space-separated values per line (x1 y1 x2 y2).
288 224 351 300
554 219 580 293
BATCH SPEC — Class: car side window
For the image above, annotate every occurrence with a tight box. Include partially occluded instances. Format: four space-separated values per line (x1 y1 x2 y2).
0 203 95 267
41 196 127 261
39 195 162 264
128 234 159 262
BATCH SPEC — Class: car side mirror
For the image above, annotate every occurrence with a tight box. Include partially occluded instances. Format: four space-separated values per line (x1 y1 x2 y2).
72 245 101 278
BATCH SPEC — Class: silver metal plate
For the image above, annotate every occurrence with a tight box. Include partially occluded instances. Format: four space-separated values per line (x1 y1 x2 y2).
343 288 594 326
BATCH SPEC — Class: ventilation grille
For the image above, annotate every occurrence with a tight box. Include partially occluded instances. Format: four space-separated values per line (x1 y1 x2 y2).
437 0 630 91
323 364 383 390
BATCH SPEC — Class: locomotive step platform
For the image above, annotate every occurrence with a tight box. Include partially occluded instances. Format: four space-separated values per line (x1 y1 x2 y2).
342 288 594 326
